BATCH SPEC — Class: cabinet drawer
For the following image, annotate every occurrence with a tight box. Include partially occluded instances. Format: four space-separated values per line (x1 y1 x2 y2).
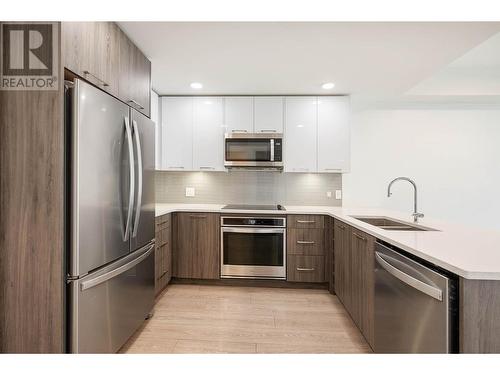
287 255 325 283
288 215 324 229
287 228 324 255
155 214 170 231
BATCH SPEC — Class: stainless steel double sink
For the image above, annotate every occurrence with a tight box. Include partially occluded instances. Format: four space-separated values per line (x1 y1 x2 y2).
350 216 437 232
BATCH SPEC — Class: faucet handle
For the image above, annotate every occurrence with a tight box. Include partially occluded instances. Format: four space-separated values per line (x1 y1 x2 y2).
412 212 424 222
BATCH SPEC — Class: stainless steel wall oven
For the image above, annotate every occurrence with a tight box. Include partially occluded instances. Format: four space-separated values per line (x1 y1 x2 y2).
220 216 286 279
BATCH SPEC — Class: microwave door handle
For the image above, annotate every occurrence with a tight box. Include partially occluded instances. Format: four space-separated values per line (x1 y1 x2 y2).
270 139 274 161
131 119 143 238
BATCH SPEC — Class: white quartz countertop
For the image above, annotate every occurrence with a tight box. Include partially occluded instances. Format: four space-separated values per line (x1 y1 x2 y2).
156 203 500 280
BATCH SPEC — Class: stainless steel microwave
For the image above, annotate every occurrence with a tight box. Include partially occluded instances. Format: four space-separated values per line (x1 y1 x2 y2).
224 132 283 169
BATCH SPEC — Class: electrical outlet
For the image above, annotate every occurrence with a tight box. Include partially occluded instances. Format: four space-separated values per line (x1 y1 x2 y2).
326 191 332 198
335 190 342 200
185 187 195 197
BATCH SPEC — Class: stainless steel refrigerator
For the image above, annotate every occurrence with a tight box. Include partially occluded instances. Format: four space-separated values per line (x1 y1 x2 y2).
66 79 155 353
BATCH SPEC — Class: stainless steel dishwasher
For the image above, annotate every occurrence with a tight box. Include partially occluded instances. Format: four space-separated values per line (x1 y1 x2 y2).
374 241 458 353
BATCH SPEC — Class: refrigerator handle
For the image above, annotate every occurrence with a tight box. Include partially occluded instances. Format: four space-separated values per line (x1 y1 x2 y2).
124 116 135 241
132 119 143 238
80 243 154 291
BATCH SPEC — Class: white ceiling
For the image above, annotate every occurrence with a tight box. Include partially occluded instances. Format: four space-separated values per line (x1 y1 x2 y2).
407 32 500 96
118 22 500 96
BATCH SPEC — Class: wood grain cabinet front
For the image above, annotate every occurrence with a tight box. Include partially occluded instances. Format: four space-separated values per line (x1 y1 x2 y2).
62 22 120 96
288 215 325 229
62 22 151 117
287 255 325 283
333 219 375 348
287 228 324 255
118 29 151 117
173 212 220 280
155 214 172 295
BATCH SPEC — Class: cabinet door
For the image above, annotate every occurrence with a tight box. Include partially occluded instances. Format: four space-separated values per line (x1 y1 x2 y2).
317 96 350 172
334 220 351 310
118 29 151 117
161 97 193 170
193 97 225 171
224 97 254 133
284 97 317 172
62 22 119 96
254 96 283 133
173 213 220 279
351 228 375 347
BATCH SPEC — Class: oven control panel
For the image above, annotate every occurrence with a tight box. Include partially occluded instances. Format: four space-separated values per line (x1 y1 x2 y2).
221 216 286 227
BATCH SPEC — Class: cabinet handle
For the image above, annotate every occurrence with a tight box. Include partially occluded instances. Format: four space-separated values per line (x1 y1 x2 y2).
199 166 215 170
297 220 315 224
353 232 367 241
231 129 248 132
338 224 346 230
297 240 315 245
296 267 315 272
260 129 277 132
156 221 168 226
189 214 207 219
128 99 145 110
324 168 341 171
167 166 185 169
83 70 109 87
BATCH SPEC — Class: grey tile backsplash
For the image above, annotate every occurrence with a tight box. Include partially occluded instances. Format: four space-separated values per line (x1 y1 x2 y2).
156 171 342 206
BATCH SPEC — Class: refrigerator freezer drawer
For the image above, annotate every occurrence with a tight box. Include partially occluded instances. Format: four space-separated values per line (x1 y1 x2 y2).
69 242 155 353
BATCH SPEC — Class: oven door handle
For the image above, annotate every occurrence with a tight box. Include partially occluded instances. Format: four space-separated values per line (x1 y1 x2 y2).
221 227 285 234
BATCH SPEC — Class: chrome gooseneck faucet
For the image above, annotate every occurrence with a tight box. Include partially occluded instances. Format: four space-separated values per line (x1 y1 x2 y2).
387 177 424 223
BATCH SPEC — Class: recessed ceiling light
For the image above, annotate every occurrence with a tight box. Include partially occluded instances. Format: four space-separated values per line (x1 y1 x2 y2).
321 82 335 90
190 82 203 89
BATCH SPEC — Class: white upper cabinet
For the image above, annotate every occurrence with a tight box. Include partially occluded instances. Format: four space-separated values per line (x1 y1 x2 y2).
254 97 284 133
317 96 350 173
193 97 225 171
224 97 254 133
284 97 318 173
161 97 193 170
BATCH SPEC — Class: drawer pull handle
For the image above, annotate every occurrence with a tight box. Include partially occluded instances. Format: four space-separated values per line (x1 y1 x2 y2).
156 221 168 226
127 99 145 110
297 220 315 224
338 224 346 230
199 166 215 170
353 233 367 241
297 240 315 245
296 267 315 272
190 215 207 219
83 70 109 87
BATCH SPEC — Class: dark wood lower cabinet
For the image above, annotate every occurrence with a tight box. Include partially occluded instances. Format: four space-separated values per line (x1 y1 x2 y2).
173 212 220 279
155 214 172 295
350 227 375 347
287 255 325 282
334 220 375 348
460 278 500 353
334 220 352 310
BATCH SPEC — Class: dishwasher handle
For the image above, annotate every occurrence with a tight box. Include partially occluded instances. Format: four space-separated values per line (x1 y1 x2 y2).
375 252 443 301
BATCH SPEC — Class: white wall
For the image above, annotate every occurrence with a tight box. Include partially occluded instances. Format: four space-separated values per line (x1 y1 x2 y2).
343 104 500 231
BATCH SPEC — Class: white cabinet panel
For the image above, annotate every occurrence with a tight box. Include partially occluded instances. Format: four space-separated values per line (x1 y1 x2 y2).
193 97 225 171
284 97 317 173
224 97 253 133
254 96 283 133
317 96 350 172
161 97 193 170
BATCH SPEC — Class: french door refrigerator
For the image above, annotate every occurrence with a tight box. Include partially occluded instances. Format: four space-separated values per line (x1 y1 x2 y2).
66 79 155 353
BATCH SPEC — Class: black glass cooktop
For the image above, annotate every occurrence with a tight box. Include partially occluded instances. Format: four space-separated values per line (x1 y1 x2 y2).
222 204 286 211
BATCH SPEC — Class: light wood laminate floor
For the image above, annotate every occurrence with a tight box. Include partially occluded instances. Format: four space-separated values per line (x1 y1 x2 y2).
120 284 372 354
